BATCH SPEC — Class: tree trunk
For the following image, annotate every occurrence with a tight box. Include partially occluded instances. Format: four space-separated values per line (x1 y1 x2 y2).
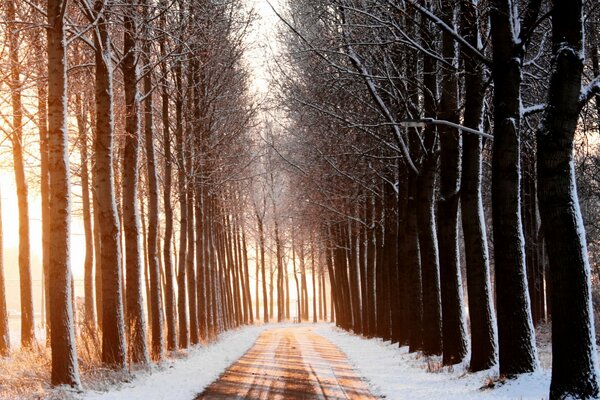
7 0 35 349
94 2 127 367
47 0 81 386
143 37 165 359
258 216 268 322
161 40 177 351
490 0 538 376
537 1 600 396
459 0 498 372
196 185 207 340
438 2 468 365
417 43 442 355
37 77 51 344
187 185 198 343
0 191 10 356
311 241 318 323
76 96 96 330
121 8 149 365
406 174 423 352
175 57 188 348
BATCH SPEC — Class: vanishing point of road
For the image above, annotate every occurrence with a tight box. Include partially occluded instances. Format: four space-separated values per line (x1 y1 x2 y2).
196 326 378 400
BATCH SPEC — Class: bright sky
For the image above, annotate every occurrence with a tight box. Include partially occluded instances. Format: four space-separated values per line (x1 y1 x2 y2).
245 0 282 96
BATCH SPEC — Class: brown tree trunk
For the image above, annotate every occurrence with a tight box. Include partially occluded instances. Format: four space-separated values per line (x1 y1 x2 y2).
0 190 10 356
121 8 149 365
7 0 35 349
241 228 253 324
94 1 127 367
47 0 81 386
143 36 165 359
37 77 52 344
311 241 318 323
196 185 207 340
161 36 177 351
257 215 268 322
175 57 188 348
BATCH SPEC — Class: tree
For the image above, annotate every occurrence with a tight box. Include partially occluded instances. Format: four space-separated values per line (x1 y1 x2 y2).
458 0 497 372
47 0 81 386
142 2 165 358
537 0 600 396
91 0 128 368
0 190 9 357
489 0 539 376
121 0 149 365
6 0 35 349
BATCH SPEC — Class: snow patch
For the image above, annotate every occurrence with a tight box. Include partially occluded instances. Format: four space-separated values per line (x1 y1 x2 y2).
315 325 551 400
82 324 270 400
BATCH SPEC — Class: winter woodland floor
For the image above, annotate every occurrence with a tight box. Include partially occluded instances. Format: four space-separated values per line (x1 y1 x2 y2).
70 323 553 400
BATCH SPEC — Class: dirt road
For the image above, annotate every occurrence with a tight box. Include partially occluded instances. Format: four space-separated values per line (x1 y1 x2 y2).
195 326 377 400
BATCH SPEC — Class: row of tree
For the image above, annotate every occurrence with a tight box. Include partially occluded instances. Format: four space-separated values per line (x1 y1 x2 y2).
0 0 267 388
274 1 600 399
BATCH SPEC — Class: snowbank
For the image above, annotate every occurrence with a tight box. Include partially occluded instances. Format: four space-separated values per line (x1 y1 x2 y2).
315 325 551 400
83 325 269 400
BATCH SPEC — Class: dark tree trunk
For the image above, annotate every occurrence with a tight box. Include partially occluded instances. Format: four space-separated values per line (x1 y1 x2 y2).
417 143 442 356
366 197 376 337
459 0 498 372
438 1 468 365
347 220 362 333
417 48 442 356
406 173 423 352
490 0 538 376
537 1 600 397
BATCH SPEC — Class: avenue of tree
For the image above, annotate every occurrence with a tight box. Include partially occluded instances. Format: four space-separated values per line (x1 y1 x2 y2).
0 1 599 400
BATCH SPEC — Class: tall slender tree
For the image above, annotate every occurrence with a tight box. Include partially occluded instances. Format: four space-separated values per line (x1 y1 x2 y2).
47 0 81 386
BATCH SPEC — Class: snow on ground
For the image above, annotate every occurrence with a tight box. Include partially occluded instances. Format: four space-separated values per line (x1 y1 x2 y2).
83 324 270 400
316 324 551 400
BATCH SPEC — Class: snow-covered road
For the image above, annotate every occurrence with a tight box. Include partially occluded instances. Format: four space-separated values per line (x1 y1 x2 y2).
196 326 375 399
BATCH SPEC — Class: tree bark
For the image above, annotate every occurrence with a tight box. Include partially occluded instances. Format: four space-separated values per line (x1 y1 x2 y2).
143 33 165 359
47 0 81 385
490 0 538 376
459 0 498 372
94 1 127 367
537 1 600 396
0 191 10 356
121 7 149 365
161 39 177 351
7 0 35 349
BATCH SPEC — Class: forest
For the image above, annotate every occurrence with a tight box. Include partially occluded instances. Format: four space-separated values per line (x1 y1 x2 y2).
0 0 599 399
